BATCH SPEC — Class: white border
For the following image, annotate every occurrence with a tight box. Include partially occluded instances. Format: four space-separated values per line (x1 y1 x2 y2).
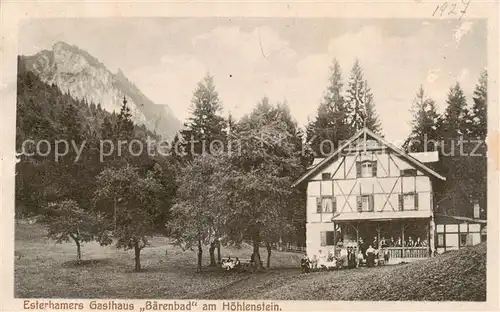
1 1 498 311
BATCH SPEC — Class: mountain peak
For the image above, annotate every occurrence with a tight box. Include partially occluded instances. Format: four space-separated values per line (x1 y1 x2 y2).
52 41 106 69
52 41 72 51
21 42 181 139
116 68 127 80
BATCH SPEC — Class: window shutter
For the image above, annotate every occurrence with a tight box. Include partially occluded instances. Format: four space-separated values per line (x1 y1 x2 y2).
369 195 374 211
398 194 403 211
320 231 326 246
372 161 377 177
332 197 337 213
316 197 321 213
356 196 362 212
414 193 419 210
356 162 361 178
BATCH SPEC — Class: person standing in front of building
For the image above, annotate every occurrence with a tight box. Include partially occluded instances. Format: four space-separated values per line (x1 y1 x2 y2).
366 245 375 267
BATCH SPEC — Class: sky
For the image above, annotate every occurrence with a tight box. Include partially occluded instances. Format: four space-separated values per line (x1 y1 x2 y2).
19 18 487 143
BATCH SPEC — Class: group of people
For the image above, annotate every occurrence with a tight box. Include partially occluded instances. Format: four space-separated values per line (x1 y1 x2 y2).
300 234 429 273
379 236 427 248
339 235 427 249
300 246 369 273
221 257 241 270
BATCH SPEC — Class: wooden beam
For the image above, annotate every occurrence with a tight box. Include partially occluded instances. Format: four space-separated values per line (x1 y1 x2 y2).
335 180 357 212
319 180 323 223
345 153 360 178
332 156 345 179
356 222 359 242
309 175 426 182
376 224 381 247
377 178 399 212
374 153 389 176
333 221 336 255
388 153 391 176
388 152 402 172
443 223 447 253
343 156 346 178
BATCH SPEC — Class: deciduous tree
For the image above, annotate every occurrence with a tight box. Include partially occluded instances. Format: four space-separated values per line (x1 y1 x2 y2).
44 199 111 264
95 165 163 271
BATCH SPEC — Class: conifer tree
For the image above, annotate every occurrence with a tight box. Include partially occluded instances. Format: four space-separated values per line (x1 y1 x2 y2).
436 82 479 217
345 59 382 134
306 59 352 156
100 116 114 140
115 96 135 140
179 74 226 159
61 102 82 143
440 82 468 139
404 85 440 152
469 70 487 139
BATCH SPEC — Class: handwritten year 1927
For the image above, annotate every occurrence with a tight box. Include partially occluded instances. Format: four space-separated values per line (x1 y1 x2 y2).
432 0 471 19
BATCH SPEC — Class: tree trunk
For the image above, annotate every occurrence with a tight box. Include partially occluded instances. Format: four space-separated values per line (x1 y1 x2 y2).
266 242 272 268
197 239 203 272
217 240 221 263
70 234 82 264
209 241 216 266
134 242 141 272
76 240 82 264
252 239 261 271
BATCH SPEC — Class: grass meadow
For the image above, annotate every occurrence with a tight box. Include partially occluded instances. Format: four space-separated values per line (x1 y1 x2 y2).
15 222 486 300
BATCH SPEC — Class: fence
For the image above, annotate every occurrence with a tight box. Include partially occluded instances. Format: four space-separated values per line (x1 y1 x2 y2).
274 244 306 253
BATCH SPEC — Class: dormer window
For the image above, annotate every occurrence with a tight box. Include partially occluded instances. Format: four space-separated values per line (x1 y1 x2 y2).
356 160 377 178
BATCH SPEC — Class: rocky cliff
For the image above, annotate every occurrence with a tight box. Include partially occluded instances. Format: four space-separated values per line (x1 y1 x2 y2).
21 41 181 139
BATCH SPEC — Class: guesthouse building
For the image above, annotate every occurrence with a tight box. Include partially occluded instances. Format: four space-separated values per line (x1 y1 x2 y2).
292 127 486 262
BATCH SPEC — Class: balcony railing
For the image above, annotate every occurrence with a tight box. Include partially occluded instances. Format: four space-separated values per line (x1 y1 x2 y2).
333 247 429 259
387 247 428 259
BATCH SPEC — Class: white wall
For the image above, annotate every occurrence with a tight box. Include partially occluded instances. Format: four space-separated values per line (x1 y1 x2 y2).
435 222 483 253
306 222 336 257
306 150 433 219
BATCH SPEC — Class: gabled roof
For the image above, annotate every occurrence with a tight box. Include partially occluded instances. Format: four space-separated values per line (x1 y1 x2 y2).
292 127 446 187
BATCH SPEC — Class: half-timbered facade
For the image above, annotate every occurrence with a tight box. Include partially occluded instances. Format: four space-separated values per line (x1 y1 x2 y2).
292 128 447 261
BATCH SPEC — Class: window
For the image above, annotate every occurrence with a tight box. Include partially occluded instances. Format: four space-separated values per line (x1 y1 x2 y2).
403 193 414 210
357 195 374 212
460 234 473 246
362 196 370 211
437 233 445 247
356 161 377 178
321 197 333 212
399 192 419 211
401 169 417 176
320 231 335 246
316 196 336 213
361 162 372 177
321 172 331 180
